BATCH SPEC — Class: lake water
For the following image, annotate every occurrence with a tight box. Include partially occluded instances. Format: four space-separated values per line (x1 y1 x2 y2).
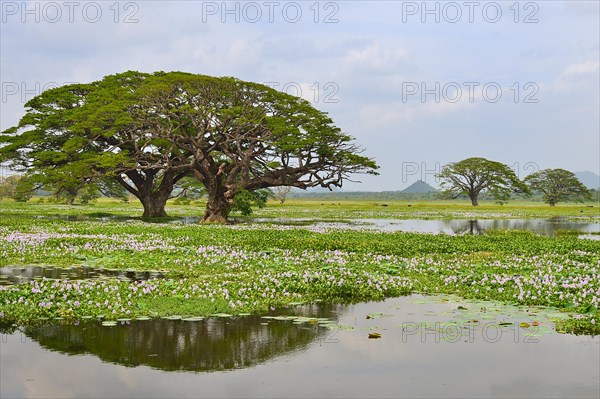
250 217 600 236
2 295 598 398
33 214 600 236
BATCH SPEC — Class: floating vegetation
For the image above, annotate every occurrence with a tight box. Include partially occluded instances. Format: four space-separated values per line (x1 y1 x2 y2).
162 316 182 321
0 204 598 334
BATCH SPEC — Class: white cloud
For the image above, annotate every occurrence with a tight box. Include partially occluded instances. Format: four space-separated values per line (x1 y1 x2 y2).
563 61 600 76
553 60 600 91
342 43 409 74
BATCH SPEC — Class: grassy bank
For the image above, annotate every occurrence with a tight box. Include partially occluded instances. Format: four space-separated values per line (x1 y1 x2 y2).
1 197 598 220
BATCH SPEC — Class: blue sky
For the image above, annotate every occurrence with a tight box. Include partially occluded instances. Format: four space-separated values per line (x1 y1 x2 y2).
1 0 598 190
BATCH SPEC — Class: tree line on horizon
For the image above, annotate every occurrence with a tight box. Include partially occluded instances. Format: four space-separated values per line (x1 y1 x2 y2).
2 156 593 209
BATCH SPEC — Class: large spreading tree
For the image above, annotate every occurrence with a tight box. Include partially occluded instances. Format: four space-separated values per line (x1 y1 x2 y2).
525 169 592 206
437 157 529 206
130 72 378 221
1 71 378 220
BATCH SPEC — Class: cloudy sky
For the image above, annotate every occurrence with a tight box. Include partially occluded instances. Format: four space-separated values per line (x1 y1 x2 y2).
1 0 598 190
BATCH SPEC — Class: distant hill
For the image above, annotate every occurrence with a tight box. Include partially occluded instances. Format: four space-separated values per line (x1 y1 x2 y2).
575 171 600 190
401 180 438 194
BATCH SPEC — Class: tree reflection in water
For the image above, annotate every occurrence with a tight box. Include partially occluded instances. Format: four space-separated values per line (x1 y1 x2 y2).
24 304 340 372
445 218 597 236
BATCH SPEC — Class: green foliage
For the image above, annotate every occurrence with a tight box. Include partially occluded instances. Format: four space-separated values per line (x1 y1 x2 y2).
230 189 272 216
525 169 592 206
13 176 36 202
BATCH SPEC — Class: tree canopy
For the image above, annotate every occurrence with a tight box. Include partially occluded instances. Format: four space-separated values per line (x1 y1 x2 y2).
525 169 592 206
437 157 529 206
1 71 378 220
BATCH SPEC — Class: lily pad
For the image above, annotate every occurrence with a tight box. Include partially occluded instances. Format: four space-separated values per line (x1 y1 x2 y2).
338 324 355 331
183 317 204 322
163 315 182 320
320 324 337 330
211 313 232 318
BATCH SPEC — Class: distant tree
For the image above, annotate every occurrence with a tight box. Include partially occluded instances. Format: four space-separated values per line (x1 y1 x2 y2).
0 175 20 200
437 157 530 206
23 165 100 205
525 169 592 206
272 186 292 204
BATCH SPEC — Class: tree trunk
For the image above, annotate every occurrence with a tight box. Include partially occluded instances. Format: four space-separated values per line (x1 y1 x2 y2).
549 203 556 207
469 194 479 207
118 169 177 218
140 194 168 218
203 185 231 223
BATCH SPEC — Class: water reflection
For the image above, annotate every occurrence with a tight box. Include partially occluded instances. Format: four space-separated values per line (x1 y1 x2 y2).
441 218 600 236
29 214 599 236
20 304 338 372
284 217 599 236
2 297 598 398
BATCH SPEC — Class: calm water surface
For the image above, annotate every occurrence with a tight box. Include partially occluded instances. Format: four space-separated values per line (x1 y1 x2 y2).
2 295 598 398
33 214 600 236
252 217 600 236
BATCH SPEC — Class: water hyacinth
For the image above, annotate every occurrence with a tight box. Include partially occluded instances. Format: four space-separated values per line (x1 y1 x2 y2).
0 210 598 334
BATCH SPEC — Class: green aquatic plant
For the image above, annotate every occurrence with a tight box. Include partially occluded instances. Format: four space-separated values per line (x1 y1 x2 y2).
0 202 598 334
